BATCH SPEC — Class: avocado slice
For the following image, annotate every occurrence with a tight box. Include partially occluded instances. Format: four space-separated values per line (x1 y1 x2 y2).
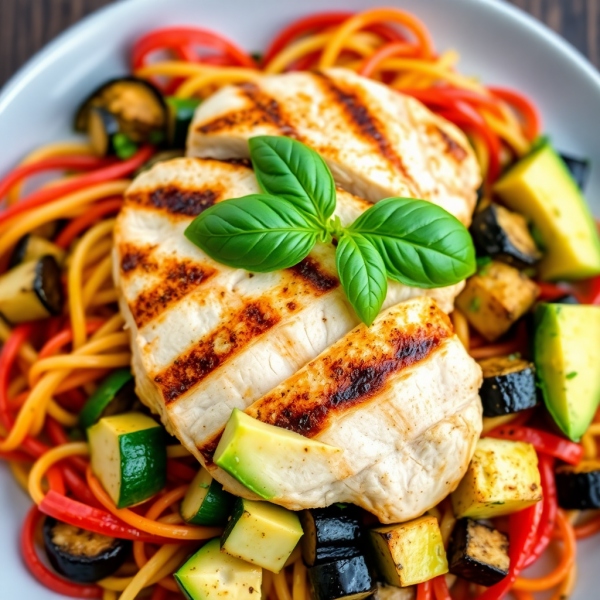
534 303 600 441
213 409 342 500
494 143 600 281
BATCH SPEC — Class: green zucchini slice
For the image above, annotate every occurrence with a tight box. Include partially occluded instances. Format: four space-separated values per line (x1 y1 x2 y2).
88 412 166 508
180 468 234 526
166 97 201 149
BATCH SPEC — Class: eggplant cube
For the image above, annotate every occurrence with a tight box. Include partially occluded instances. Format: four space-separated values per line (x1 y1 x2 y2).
369 516 448 587
308 555 376 600
447 519 509 587
471 204 541 267
456 261 539 341
451 438 542 519
478 356 538 417
556 462 600 510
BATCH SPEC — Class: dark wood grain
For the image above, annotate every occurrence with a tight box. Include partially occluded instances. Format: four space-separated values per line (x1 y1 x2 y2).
0 0 598 87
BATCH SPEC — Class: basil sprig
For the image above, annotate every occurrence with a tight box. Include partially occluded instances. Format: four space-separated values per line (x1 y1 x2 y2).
185 136 475 326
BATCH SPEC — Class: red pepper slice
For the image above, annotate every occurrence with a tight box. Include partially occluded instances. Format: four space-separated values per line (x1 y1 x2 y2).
416 580 432 600
485 425 583 465
21 505 102 598
431 575 451 600
488 87 541 141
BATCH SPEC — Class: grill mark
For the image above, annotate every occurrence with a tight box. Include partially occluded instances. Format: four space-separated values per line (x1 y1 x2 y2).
316 73 416 188
433 125 468 162
119 243 158 277
154 300 280 403
127 185 220 217
289 257 338 294
131 259 216 328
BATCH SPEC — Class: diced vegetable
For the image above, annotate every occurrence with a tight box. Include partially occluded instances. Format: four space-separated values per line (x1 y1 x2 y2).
308 555 376 600
560 153 590 191
555 462 600 510
43 517 130 583
214 409 342 501
478 356 537 417
87 107 123 157
79 369 137 431
220 497 303 573
470 204 540 268
456 261 539 341
167 97 201 148
0 256 63 323
180 468 234 526
451 437 541 519
369 516 448 587
175 538 262 600
88 412 166 508
447 518 509 587
9 234 66 268
494 143 600 280
534 303 600 441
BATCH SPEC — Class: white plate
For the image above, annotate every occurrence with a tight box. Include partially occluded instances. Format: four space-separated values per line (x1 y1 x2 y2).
1 0 599 597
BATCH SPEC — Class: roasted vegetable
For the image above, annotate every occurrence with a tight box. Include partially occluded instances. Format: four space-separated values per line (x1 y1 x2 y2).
43 517 130 583
9 234 66 268
75 77 167 155
478 356 537 417
180 468 234 526
451 437 542 519
0 256 63 323
220 497 303 573
300 505 363 567
167 97 201 148
447 518 509 586
560 153 590 191
175 537 262 600
369 516 448 587
471 204 540 268
79 369 137 430
308 555 376 600
88 412 166 508
556 462 600 510
456 261 539 341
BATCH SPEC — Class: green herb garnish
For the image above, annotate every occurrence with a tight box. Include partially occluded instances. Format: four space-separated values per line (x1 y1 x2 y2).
113 133 138 160
566 372 578 380
185 136 476 325
469 297 481 312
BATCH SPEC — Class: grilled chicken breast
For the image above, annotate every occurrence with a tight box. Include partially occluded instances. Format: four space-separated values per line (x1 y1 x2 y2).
202 297 482 523
113 158 466 484
187 68 481 225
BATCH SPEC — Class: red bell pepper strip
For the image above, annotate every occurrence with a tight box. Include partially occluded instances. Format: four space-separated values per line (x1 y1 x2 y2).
488 87 541 141
132 27 258 70
0 145 154 229
431 575 451 600
475 500 543 600
522 454 557 568
39 490 178 544
21 505 103 598
416 580 432 600
486 425 583 465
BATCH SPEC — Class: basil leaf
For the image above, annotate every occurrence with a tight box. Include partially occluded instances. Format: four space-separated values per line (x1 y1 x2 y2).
336 232 387 326
185 195 318 272
350 197 476 288
249 136 336 225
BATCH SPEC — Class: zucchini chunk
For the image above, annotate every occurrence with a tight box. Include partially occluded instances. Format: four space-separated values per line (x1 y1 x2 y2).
478 356 537 417
560 153 590 191
75 77 167 155
456 260 539 341
88 412 166 508
214 409 342 501
9 234 66 268
43 517 130 583
471 204 541 268
534 303 600 441
447 519 509 587
180 468 234 526
308 555 376 600
79 369 137 430
555 462 600 510
220 497 303 573
451 437 542 519
494 142 600 280
167 97 201 148
369 516 448 587
175 537 262 600
300 505 363 567
0 256 63 323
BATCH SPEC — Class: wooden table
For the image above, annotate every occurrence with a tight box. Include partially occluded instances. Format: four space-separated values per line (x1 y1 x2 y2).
0 0 598 86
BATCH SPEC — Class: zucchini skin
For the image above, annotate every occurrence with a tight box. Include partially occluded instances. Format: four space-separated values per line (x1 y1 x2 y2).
43 517 130 583
308 555 376 600
560 153 590 191
184 476 235 526
556 466 600 510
